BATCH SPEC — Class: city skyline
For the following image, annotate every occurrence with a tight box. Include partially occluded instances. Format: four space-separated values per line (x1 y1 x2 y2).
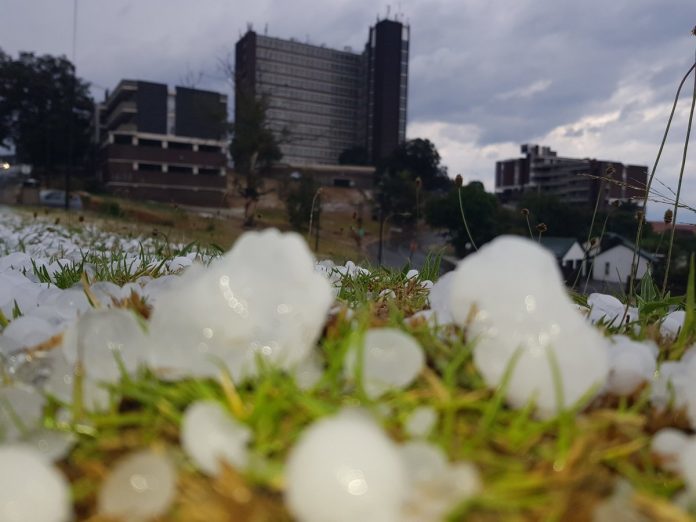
2 0 695 222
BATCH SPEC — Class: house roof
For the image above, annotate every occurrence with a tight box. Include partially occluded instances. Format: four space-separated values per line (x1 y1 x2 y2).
539 236 579 259
597 232 657 262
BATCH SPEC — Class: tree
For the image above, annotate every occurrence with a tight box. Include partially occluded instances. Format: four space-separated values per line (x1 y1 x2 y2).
373 138 448 226
286 175 321 232
0 49 94 177
229 91 286 226
426 181 500 256
338 145 369 166
376 138 449 190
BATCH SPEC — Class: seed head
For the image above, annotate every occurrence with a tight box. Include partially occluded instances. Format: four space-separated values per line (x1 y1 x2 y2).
455 174 463 188
611 200 621 208
520 208 530 217
606 165 616 176
415 177 422 190
78 215 84 222
635 211 644 222
664 209 673 224
536 223 548 233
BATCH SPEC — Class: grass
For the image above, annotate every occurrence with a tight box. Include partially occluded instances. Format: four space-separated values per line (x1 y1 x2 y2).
0 233 691 520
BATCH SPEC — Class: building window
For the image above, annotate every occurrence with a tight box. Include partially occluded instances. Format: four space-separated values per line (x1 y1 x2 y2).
168 165 193 174
113 134 132 145
139 139 162 148
604 262 610 276
137 163 162 172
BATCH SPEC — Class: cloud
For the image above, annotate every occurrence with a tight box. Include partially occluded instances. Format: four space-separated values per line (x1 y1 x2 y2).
496 79 552 101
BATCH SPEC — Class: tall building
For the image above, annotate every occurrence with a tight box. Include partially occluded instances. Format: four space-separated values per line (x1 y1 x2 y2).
495 144 647 209
98 80 229 206
235 18 409 166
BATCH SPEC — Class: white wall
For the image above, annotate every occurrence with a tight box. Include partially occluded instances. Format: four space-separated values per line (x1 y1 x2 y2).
592 244 650 283
561 242 585 269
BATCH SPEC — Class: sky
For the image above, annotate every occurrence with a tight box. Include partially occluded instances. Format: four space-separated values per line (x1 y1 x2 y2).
2 0 696 223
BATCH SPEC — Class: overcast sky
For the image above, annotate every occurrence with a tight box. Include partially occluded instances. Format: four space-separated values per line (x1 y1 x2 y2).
2 0 696 222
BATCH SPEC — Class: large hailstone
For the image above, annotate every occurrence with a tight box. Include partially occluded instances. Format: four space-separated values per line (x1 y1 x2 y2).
0 385 45 442
587 293 638 326
449 236 610 418
344 328 425 398
0 445 71 522
605 336 657 396
61 308 147 382
399 441 481 522
98 450 176 521
181 401 252 476
285 409 406 522
651 428 689 473
147 229 333 380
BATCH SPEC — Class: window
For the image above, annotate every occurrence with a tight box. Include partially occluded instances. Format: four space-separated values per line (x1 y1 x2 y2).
113 134 132 145
604 262 610 276
168 165 193 174
137 163 162 172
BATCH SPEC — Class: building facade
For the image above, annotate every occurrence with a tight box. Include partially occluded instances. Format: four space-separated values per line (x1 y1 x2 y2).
495 144 647 209
98 80 229 206
235 19 409 167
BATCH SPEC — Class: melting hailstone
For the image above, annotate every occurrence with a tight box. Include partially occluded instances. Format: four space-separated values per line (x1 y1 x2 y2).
24 428 75 463
285 409 406 522
61 308 146 382
344 328 425 398
399 441 481 522
181 400 252 476
449 236 610 418
605 336 657 396
0 385 45 442
404 406 438 439
0 445 71 522
651 428 688 473
147 229 333 380
98 450 176 522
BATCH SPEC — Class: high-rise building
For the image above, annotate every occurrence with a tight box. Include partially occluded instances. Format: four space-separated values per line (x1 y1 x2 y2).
98 80 229 206
235 18 409 166
495 144 647 209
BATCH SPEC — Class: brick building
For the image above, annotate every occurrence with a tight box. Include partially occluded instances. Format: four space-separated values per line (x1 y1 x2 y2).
98 80 229 206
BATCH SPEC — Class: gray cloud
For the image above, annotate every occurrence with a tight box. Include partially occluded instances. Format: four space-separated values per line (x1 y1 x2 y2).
3 0 696 221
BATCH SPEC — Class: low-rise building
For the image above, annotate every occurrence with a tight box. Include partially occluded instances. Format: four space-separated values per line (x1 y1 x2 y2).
495 144 647 210
98 80 229 207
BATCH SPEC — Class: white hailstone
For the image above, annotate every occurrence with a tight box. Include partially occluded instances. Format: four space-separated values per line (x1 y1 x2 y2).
605 336 658 396
3 316 57 349
404 406 438 439
98 450 176 522
285 409 406 522
399 441 448 486
406 309 437 326
24 428 76 462
587 293 637 326
61 308 146 382
45 289 91 321
421 280 434 290
399 442 481 522
292 351 324 390
661 310 686 339
0 385 45 442
42 351 110 411
651 428 689 473
593 480 648 522
141 275 179 303
0 252 33 272
0 445 71 522
681 439 696 493
378 289 396 299
147 229 333 381
449 236 610 418
344 328 425 399
406 269 419 280
89 280 127 304
181 401 252 476
167 255 193 272
651 361 688 413
427 271 455 325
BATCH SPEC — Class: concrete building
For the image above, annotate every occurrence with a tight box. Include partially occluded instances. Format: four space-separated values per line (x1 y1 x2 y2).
98 80 229 206
235 18 409 167
495 144 648 209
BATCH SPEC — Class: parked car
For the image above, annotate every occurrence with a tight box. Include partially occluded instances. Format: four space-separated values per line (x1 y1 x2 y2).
39 190 83 210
